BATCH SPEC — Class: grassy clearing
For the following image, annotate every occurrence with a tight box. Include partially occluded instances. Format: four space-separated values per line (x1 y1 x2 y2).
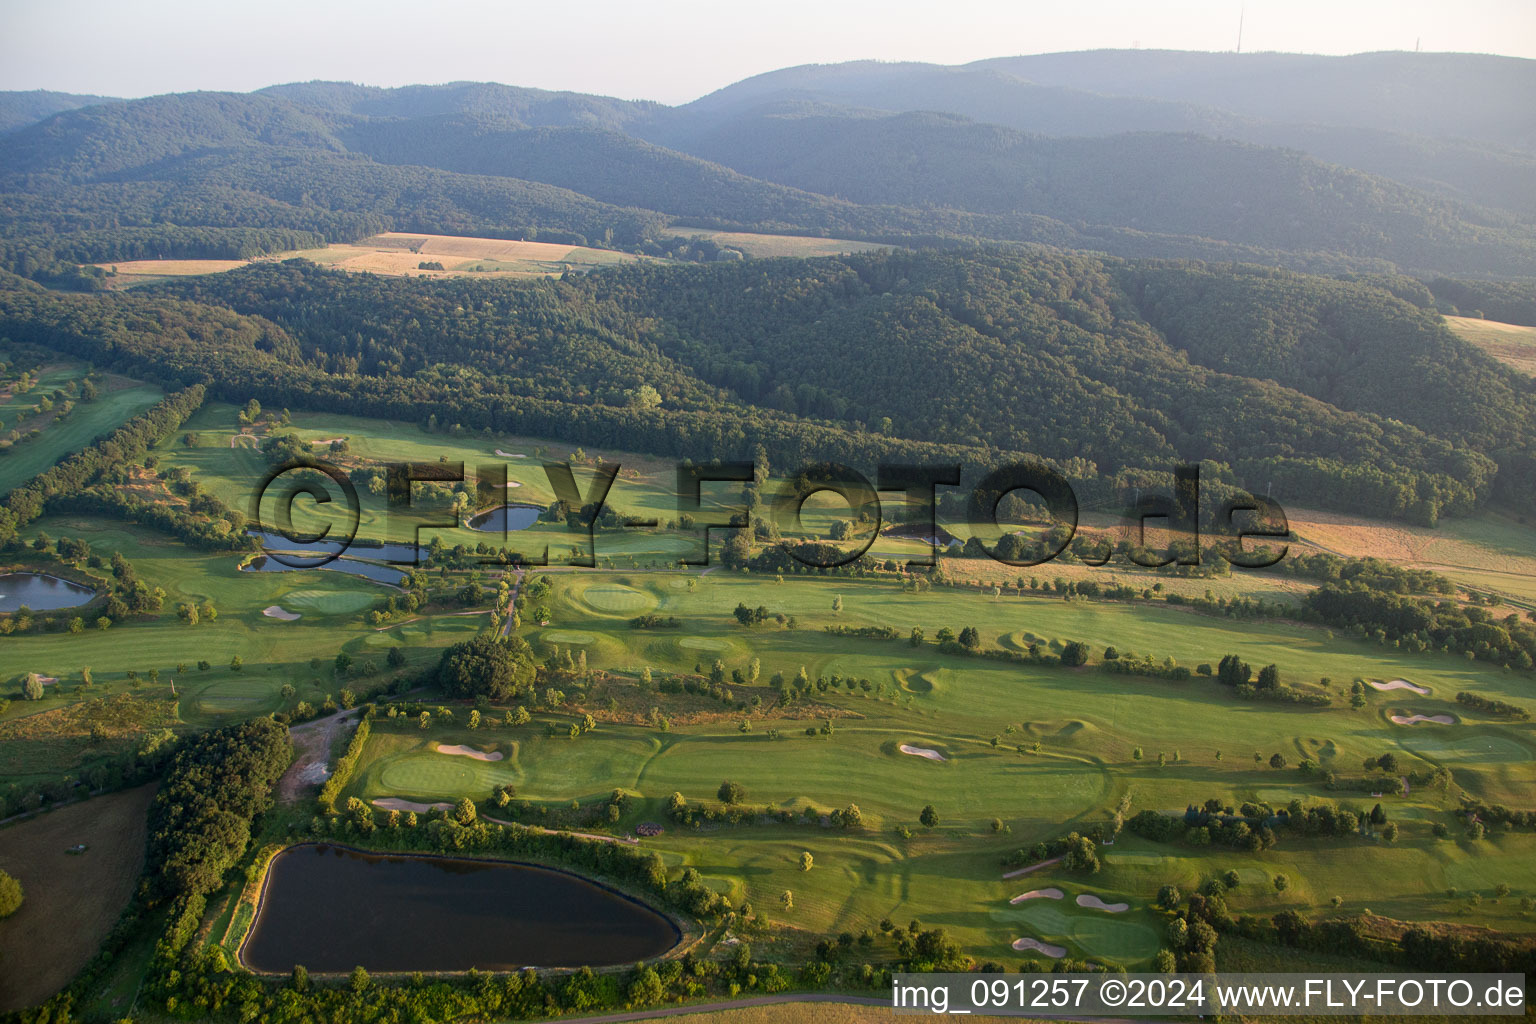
0 785 155 1012
1287 505 1536 609
1444 315 1536 378
660 227 891 259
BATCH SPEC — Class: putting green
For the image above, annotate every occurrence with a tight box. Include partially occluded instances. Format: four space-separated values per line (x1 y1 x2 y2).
543 630 598 644
283 588 375 615
1067 915 1161 962
1009 900 1159 963
364 632 399 647
581 583 655 614
378 752 517 797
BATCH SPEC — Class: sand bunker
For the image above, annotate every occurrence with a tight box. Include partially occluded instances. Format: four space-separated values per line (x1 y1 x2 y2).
494 450 528 458
434 743 504 761
373 798 453 813
1370 679 1430 695
501 481 522 488
312 438 346 445
1012 938 1067 958
899 744 946 761
262 605 301 621
1390 714 1456 726
1077 894 1130 913
1002 855 1063 880
1010 888 1063 903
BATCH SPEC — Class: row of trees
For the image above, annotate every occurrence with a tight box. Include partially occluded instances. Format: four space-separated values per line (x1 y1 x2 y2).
1305 582 1536 669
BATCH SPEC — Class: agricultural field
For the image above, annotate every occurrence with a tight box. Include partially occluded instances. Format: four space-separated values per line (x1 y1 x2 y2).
1287 505 1536 610
0 785 156 1012
659 227 891 259
1444 315 1536 378
95 231 661 286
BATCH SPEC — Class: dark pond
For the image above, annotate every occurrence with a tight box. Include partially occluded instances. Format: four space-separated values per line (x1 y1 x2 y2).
242 844 679 973
467 504 542 534
241 555 408 587
247 530 421 565
0 573 96 612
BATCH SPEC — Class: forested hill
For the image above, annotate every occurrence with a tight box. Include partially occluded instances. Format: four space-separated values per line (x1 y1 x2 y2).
1 249 1528 524
0 89 119 134
682 52 1536 219
3 50 1536 281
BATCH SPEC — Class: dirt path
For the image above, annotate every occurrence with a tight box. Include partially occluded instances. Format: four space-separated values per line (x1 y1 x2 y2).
278 708 361 804
481 815 640 845
501 566 526 637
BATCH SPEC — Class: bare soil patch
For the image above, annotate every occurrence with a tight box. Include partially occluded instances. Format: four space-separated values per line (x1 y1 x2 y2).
0 785 155 1012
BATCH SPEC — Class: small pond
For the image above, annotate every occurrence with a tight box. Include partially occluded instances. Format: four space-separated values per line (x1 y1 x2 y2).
241 843 679 973
0 573 96 612
241 555 407 587
247 530 422 565
466 504 542 534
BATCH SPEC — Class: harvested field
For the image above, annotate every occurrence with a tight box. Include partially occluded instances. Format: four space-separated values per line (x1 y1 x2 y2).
289 232 652 277
0 785 155 1012
1444 316 1536 377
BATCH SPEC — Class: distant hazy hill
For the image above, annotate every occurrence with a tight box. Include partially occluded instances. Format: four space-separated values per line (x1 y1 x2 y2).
971 51 1536 150
0 89 118 134
667 106 1536 276
2 50 1534 278
258 80 662 131
679 52 1536 218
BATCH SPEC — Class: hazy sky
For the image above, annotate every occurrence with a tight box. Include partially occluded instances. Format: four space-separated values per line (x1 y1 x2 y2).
2 0 1532 103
